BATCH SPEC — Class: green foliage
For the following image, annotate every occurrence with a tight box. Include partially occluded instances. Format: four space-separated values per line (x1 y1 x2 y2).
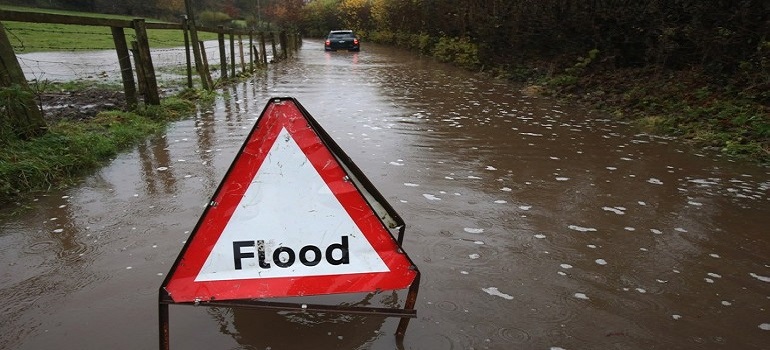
0 111 163 200
198 11 232 27
0 90 203 202
431 37 481 70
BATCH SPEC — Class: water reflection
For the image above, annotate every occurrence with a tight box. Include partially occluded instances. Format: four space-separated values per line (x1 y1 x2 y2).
214 293 400 349
0 39 768 350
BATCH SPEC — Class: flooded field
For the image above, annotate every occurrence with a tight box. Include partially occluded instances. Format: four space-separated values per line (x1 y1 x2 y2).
1 40 769 349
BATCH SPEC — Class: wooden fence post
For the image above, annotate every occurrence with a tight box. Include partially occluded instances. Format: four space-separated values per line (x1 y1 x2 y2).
229 29 235 78
130 41 147 100
182 17 193 89
182 1 211 91
132 19 160 105
198 41 213 88
237 33 245 75
270 32 278 62
259 32 268 66
279 31 288 60
0 21 46 139
110 26 138 108
248 31 254 72
218 26 227 79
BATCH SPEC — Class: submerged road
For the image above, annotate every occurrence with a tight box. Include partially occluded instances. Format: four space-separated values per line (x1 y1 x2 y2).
1 40 769 349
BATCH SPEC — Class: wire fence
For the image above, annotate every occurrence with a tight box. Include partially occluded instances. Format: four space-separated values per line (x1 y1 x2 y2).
5 25 263 87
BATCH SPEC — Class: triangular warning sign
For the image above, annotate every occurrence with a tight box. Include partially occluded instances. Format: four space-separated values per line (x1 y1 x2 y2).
163 98 417 302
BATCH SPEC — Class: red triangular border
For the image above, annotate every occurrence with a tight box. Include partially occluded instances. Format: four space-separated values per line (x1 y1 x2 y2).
162 98 417 302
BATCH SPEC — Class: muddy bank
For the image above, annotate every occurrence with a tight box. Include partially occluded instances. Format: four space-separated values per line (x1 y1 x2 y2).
37 88 127 123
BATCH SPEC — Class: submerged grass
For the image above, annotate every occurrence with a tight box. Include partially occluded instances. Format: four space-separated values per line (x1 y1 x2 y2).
0 93 200 205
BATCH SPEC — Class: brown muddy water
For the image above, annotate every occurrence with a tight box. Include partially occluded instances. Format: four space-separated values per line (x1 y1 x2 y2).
1 40 769 350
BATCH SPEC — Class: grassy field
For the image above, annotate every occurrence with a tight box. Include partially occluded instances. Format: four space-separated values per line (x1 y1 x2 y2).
1 5 218 53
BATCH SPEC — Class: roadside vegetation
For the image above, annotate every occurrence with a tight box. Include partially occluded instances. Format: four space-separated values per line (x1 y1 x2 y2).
0 1 767 205
0 5 220 205
0 82 210 205
302 0 769 164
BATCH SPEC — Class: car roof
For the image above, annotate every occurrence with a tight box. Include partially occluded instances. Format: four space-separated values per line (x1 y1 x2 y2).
329 30 353 34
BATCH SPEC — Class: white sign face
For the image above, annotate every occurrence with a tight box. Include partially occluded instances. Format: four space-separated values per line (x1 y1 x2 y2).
195 128 389 282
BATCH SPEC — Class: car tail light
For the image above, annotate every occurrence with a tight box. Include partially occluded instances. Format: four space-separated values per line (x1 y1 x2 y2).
325 39 330 45
353 39 359 45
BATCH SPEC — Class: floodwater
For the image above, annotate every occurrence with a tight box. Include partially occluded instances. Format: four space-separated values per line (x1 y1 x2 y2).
2 40 769 349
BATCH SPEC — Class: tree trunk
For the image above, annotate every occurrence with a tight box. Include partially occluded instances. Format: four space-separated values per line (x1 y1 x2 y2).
0 21 46 140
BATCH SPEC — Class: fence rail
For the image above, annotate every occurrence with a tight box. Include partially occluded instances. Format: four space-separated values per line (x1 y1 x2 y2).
0 9 301 110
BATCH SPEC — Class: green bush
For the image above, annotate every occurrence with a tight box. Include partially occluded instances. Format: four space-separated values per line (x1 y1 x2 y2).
198 11 232 27
431 37 481 70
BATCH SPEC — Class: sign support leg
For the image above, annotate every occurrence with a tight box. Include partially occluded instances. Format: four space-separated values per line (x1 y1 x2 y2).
159 300 170 350
395 273 421 342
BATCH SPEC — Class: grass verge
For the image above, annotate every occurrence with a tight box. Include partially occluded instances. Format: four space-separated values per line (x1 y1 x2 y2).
1 5 218 53
543 66 769 164
0 90 207 206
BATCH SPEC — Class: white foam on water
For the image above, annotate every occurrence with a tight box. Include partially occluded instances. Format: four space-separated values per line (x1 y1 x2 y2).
468 175 482 179
464 228 484 234
469 253 480 260
501 187 512 192
638 201 647 206
534 234 546 239
560 264 573 269
708 273 722 278
672 315 682 320
555 177 570 181
602 206 626 215
474 241 485 245
574 293 589 300
460 270 469 275
710 253 721 259
606 167 617 171
624 227 636 231
482 287 514 300
721 301 732 306
647 178 663 185
52 228 64 233
688 201 703 206
519 205 532 210
705 278 714 283
651 229 663 235
423 194 441 201
749 273 770 282
404 183 420 187
587 244 597 249
675 227 688 232
690 178 719 186
494 200 507 204
568 225 597 232
157 167 168 171
759 323 770 330
390 161 404 166
595 259 607 265
486 166 497 170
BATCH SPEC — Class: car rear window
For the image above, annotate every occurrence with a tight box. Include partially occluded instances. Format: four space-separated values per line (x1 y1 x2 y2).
329 32 354 39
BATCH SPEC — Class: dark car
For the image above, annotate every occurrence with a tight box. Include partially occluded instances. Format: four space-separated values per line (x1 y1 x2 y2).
324 30 360 52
